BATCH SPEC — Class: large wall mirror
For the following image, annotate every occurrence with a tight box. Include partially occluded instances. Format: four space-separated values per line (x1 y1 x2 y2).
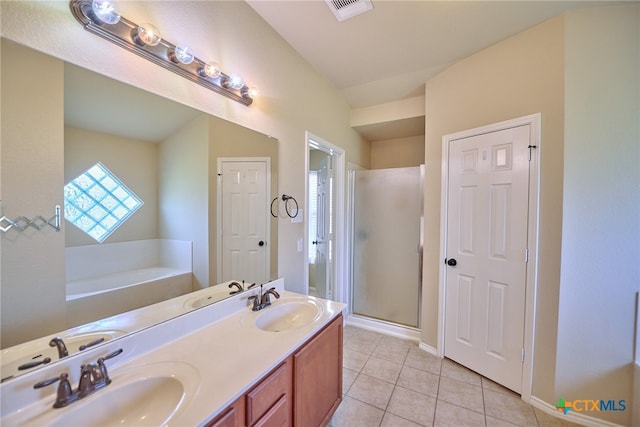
0 38 278 380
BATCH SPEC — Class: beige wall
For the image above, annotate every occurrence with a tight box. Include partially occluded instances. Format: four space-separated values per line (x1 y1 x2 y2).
159 114 210 290
64 126 159 247
423 16 565 404
1 39 67 347
423 5 639 423
371 135 425 169
556 5 639 425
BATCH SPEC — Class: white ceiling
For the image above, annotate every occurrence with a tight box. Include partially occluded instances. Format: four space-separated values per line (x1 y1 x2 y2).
247 1 616 109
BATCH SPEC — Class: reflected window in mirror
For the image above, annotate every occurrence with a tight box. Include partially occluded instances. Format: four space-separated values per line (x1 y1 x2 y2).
64 162 143 242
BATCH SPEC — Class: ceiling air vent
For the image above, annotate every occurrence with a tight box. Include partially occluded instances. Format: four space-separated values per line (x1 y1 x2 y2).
325 0 373 22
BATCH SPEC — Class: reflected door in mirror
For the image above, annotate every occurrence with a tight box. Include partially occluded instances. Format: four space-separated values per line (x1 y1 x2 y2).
220 159 270 284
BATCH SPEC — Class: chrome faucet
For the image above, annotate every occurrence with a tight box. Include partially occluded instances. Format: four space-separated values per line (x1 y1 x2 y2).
247 285 280 311
78 363 101 397
49 337 69 359
261 287 280 307
33 348 123 409
33 372 76 408
228 280 244 294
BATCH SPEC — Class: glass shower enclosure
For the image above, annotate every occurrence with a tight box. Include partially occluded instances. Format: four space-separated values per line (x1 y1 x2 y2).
351 166 423 328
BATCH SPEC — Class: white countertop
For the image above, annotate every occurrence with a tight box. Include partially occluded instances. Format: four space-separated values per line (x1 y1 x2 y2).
1 280 241 381
0 280 346 426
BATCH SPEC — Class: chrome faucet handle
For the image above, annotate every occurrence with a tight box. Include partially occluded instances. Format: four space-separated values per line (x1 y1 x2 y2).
96 348 123 386
49 337 69 359
34 372 76 408
78 337 105 351
18 357 52 371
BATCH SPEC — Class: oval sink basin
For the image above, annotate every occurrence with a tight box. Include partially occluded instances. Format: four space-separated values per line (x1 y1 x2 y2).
183 284 234 309
39 361 200 427
50 377 184 427
255 301 321 332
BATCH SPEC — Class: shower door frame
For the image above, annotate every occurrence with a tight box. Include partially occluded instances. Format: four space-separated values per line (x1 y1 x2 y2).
345 165 424 341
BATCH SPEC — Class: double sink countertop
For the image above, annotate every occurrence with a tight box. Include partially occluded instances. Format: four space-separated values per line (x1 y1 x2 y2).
0 279 346 426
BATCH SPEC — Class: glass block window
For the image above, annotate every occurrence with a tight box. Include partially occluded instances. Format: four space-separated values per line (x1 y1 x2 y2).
64 162 143 242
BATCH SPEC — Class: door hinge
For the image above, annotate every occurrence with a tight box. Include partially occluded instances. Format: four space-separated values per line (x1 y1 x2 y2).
524 248 529 263
521 348 526 363
528 145 537 161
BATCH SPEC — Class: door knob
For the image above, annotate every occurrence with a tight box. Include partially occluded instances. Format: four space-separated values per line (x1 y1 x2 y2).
446 258 457 266
258 240 265 247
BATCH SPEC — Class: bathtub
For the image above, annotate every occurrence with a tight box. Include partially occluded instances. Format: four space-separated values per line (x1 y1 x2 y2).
66 267 189 300
65 239 193 327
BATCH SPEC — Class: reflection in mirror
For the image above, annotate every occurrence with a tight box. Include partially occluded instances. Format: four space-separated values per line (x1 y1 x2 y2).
0 38 278 380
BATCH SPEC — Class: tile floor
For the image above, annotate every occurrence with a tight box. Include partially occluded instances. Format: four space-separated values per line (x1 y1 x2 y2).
329 325 582 427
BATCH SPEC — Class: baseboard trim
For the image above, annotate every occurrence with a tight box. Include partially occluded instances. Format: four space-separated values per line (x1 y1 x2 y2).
529 396 627 427
345 314 420 342
418 341 438 357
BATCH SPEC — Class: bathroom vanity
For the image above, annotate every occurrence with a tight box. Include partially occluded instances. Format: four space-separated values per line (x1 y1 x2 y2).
207 313 342 427
0 279 346 427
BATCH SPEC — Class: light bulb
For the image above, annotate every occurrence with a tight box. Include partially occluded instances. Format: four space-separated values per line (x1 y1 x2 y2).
199 62 221 78
242 86 259 99
91 0 120 25
227 74 244 90
132 23 161 46
171 45 194 65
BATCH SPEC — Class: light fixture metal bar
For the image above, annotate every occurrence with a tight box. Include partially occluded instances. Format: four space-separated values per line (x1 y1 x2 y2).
69 0 253 106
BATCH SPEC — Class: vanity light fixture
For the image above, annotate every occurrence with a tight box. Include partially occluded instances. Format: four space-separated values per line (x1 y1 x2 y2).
171 45 195 65
132 23 162 47
91 0 120 25
199 62 221 79
70 0 255 106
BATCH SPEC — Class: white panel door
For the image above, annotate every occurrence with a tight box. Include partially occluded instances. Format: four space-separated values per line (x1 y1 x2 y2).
221 160 268 285
444 125 530 393
314 156 330 299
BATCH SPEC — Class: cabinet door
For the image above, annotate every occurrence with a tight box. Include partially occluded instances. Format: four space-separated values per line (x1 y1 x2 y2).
247 359 292 427
294 314 343 427
206 396 246 427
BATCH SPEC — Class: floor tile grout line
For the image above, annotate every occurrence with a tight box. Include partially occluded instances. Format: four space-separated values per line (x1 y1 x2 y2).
481 376 488 426
432 367 442 427
341 327 552 427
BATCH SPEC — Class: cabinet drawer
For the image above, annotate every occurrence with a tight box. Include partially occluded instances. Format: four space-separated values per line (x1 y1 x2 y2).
205 395 245 427
253 395 288 427
246 360 291 426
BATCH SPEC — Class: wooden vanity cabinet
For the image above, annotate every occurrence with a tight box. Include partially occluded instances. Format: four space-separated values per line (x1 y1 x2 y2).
206 360 292 427
205 395 246 427
246 359 293 426
205 313 343 427
293 313 343 427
